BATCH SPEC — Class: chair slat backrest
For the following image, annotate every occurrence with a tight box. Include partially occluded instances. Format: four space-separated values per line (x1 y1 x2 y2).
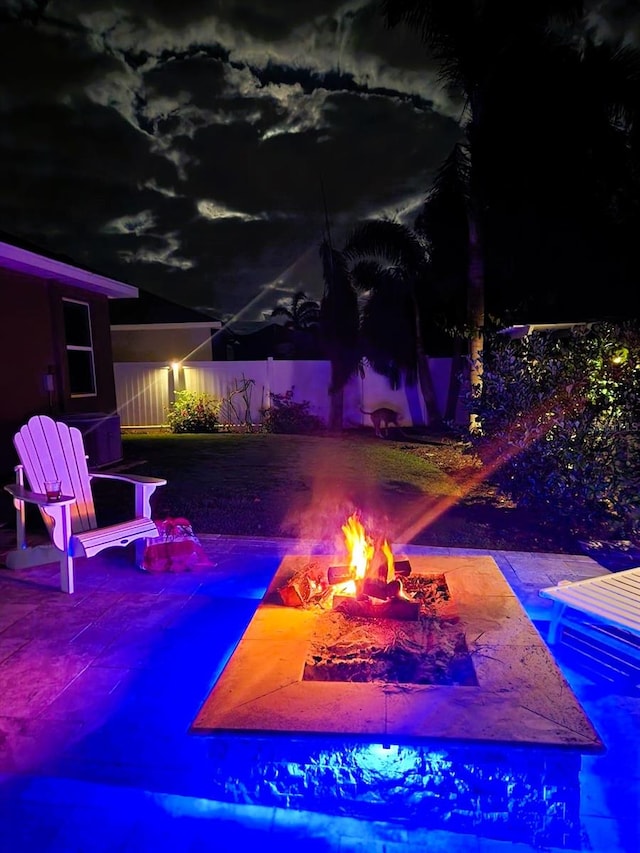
14 416 98 548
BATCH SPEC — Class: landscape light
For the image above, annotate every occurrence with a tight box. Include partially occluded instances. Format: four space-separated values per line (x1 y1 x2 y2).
610 347 628 366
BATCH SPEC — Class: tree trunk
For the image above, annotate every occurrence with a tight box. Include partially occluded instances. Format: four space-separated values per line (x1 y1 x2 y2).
414 300 443 427
444 337 465 423
467 217 485 433
416 354 443 427
328 367 345 432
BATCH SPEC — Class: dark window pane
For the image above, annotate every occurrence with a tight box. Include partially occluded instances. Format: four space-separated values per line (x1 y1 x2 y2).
67 350 96 395
64 301 92 347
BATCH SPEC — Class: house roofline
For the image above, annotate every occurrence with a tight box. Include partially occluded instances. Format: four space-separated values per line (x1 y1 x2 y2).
498 322 594 339
0 240 138 299
111 322 222 331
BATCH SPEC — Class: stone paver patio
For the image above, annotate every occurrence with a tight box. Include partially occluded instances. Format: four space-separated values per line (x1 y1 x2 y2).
0 534 638 851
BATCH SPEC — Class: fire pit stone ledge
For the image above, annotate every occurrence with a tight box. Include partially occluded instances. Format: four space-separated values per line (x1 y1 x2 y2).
191 554 603 849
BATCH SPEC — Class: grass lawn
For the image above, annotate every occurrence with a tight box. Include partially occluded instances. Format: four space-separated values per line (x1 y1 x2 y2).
89 431 579 553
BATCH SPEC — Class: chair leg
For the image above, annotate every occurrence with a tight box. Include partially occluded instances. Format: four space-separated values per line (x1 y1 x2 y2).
547 602 566 645
60 552 75 595
59 504 74 594
135 538 146 569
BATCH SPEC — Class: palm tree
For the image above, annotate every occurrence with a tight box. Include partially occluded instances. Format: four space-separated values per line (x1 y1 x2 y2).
270 291 321 330
380 0 587 429
318 239 361 432
414 143 472 422
343 218 443 426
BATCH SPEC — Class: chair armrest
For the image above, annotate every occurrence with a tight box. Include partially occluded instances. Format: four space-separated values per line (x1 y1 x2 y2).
91 473 167 487
90 472 166 518
4 483 76 507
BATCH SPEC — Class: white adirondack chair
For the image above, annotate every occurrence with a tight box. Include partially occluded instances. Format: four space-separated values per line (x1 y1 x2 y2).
3 415 166 594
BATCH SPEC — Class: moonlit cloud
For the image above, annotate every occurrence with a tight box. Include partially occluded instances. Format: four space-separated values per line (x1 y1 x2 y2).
197 200 265 221
104 210 157 235
118 232 195 269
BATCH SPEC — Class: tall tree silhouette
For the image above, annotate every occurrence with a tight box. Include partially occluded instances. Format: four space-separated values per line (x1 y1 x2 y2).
319 239 360 432
344 218 443 425
415 143 471 421
381 0 586 429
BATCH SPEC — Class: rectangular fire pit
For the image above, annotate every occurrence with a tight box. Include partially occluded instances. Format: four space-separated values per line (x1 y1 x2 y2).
191 555 604 847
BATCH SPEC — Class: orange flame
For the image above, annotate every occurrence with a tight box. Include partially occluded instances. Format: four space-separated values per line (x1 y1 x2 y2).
381 538 394 580
342 513 374 580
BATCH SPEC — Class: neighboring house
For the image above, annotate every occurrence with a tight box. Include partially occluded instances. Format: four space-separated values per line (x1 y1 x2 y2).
110 290 222 363
0 235 138 476
213 319 325 360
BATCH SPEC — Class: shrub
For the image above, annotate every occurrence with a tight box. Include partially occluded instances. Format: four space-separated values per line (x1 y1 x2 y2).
167 390 220 433
218 375 259 431
467 320 640 541
260 388 325 434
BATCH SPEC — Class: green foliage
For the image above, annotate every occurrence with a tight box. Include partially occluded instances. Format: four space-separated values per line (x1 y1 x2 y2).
167 390 220 434
260 388 325 434
468 321 640 540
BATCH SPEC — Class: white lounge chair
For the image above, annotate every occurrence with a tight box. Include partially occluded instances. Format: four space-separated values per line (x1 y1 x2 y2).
4 414 166 594
539 567 640 647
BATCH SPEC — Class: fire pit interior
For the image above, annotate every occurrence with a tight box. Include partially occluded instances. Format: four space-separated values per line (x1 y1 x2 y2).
274 513 476 686
301 570 477 685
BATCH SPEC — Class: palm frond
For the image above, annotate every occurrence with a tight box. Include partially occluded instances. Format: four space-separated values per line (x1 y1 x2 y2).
360 267 418 388
343 218 429 272
350 259 387 294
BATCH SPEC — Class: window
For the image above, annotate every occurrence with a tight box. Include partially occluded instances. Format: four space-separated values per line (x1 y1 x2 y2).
63 299 96 396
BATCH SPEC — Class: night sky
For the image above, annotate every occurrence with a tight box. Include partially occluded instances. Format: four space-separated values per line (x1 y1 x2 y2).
0 1 638 322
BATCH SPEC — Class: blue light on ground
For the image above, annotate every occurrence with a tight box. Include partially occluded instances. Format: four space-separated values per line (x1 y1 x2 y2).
0 542 638 851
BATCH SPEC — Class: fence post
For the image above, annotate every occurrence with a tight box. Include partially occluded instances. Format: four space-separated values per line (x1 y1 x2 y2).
265 357 273 410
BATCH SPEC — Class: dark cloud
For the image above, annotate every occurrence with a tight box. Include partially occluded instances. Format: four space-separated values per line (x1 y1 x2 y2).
0 0 464 320
586 0 640 45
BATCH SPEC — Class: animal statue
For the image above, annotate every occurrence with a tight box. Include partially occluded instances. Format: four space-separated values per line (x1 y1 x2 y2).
360 407 402 438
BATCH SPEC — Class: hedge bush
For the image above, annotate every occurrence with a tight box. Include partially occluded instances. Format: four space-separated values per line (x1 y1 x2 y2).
260 388 325 434
167 390 220 433
467 320 640 541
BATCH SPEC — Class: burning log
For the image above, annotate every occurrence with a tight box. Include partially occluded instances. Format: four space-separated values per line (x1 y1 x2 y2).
384 596 420 620
361 577 407 601
373 558 412 580
327 565 353 585
372 557 389 584
386 578 402 598
361 577 389 600
278 569 326 607
392 559 412 577
278 583 307 607
333 594 420 621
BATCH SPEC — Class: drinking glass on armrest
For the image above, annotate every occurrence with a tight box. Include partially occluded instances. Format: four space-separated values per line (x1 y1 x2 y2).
44 480 62 501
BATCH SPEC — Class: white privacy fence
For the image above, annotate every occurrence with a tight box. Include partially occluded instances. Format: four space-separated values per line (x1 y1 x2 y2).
113 363 170 428
113 357 464 429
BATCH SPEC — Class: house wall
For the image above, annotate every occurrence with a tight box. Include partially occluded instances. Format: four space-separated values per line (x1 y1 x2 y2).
111 327 216 362
114 358 466 429
0 269 119 477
